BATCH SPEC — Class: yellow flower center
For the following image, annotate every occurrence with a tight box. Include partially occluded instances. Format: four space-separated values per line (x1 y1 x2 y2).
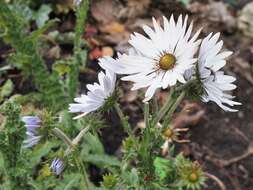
164 128 174 139
189 172 199 182
159 54 176 70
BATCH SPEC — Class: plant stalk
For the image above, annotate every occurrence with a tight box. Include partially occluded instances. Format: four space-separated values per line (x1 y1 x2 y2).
114 103 131 134
162 91 186 128
73 154 90 190
151 87 175 127
144 103 150 128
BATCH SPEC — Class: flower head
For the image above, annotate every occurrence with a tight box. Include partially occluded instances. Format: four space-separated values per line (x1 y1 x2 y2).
161 126 190 156
50 158 64 175
99 15 201 102
175 155 206 190
102 174 118 189
69 65 116 119
22 116 42 148
73 0 82 6
197 33 241 112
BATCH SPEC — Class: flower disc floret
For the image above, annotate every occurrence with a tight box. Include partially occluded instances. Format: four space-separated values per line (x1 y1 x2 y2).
159 53 176 70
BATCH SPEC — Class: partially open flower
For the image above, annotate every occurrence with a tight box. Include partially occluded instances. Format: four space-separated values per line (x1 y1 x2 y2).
102 174 118 189
99 15 201 102
69 63 116 119
50 158 64 175
176 157 206 190
161 126 189 155
22 116 42 148
197 33 241 112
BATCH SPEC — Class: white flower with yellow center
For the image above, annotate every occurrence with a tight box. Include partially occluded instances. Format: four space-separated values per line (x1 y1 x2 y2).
69 65 116 119
198 33 241 112
99 15 201 102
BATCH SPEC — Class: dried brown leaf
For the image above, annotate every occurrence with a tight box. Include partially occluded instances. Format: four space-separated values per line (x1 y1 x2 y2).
102 46 114 57
101 21 126 34
172 102 205 129
238 2 253 38
232 57 253 85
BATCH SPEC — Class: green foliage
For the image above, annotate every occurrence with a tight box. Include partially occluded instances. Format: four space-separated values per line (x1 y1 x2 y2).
10 2 52 28
154 157 174 181
67 0 89 102
0 101 28 189
102 174 118 189
177 0 191 6
0 1 97 189
33 4 52 28
0 79 14 102
0 1 66 111
175 155 206 190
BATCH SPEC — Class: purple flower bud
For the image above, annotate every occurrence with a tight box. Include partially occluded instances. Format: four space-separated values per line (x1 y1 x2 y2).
50 158 64 175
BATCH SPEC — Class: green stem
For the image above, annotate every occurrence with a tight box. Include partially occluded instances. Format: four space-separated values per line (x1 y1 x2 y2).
73 154 90 190
52 128 73 147
114 103 131 134
175 78 195 92
68 0 89 102
141 103 154 178
74 0 89 53
144 103 150 128
162 91 186 128
152 95 159 114
151 87 175 127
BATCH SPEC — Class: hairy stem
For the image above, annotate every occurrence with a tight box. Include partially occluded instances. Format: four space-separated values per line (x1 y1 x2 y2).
73 153 90 190
52 128 73 147
144 103 150 128
151 87 175 127
162 91 186 128
114 103 131 134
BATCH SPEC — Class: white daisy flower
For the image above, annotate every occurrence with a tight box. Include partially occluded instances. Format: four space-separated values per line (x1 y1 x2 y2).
99 15 201 102
69 65 116 119
198 33 241 112
73 0 82 6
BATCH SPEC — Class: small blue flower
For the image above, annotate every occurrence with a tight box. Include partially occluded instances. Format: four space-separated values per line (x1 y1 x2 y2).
50 158 64 175
22 116 41 133
23 132 42 148
22 116 42 148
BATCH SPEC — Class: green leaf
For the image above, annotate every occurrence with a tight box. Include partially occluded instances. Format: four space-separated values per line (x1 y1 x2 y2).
177 0 191 6
154 157 174 180
55 174 81 190
33 5 52 28
83 154 121 168
30 19 58 42
53 60 72 75
29 141 59 167
83 133 104 155
122 168 139 188
0 79 13 101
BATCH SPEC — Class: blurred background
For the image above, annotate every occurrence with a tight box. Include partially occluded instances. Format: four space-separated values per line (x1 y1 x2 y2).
0 0 253 189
